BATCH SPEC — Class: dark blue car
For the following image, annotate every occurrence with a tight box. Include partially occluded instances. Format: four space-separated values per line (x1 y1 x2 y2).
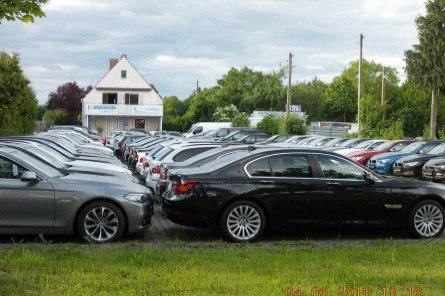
367 141 443 174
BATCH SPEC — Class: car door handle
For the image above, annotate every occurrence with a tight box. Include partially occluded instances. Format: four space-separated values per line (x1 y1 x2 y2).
260 180 276 184
326 181 341 186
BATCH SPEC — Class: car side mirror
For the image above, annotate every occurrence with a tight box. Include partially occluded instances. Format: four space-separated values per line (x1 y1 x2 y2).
21 171 38 182
364 172 375 184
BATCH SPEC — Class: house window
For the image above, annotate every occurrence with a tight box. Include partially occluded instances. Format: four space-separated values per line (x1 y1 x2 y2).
121 70 126 78
102 93 117 104
135 119 145 129
125 93 139 105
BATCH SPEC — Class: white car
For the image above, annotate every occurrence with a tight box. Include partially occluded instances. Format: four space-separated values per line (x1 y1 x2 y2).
336 139 387 156
145 144 220 190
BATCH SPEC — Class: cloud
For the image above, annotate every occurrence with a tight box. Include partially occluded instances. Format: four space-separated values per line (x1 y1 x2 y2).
0 0 425 103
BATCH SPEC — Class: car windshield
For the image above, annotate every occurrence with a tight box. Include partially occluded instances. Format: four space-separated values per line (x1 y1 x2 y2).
401 142 425 153
427 143 445 155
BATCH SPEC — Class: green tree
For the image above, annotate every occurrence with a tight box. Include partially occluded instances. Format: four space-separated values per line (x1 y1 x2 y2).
322 60 399 123
213 104 250 127
0 0 48 23
321 74 357 122
215 67 286 113
0 52 37 135
405 0 445 139
291 78 327 121
35 104 46 120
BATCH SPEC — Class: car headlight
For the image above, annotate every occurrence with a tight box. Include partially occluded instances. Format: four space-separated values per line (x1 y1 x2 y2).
123 193 148 203
436 165 445 170
378 159 389 164
405 161 420 167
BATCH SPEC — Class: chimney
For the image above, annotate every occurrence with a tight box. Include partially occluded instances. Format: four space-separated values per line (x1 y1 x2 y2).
121 53 127 59
109 58 118 70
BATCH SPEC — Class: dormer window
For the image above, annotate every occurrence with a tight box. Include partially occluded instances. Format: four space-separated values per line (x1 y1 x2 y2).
121 70 126 78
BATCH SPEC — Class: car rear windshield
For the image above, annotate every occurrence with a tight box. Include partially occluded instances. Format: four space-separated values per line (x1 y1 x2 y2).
197 151 249 173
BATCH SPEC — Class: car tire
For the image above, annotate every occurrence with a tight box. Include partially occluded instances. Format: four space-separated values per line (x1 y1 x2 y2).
77 201 126 243
408 199 444 239
220 200 265 242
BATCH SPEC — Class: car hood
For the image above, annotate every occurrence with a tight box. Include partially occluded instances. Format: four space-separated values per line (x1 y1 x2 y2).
52 173 148 193
372 151 411 161
397 154 438 164
425 157 445 166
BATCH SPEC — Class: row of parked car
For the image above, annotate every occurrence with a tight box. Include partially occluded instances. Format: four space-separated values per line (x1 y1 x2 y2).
108 127 445 242
0 126 153 243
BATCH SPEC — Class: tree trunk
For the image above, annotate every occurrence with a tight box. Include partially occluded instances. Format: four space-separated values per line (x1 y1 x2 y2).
430 88 437 139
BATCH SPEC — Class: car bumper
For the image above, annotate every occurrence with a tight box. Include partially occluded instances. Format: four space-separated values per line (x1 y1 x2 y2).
392 166 417 177
367 162 392 174
162 198 214 228
422 169 445 181
123 200 154 233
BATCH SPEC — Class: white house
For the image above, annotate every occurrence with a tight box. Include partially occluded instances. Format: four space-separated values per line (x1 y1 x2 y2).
82 54 163 136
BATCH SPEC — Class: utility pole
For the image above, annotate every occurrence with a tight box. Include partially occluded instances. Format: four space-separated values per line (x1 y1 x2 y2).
196 80 199 93
381 67 385 106
381 67 386 119
286 52 293 114
357 34 363 135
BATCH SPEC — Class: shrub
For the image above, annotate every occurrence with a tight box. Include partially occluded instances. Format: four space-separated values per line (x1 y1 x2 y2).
256 115 280 134
277 115 307 135
42 109 69 126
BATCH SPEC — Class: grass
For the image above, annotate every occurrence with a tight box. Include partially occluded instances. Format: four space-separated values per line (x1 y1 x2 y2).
0 240 444 296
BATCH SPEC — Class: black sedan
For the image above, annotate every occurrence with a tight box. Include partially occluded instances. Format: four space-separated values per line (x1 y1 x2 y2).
422 157 445 182
393 143 445 178
162 148 445 242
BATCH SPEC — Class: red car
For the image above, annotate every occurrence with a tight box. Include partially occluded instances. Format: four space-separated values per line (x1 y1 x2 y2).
346 140 416 165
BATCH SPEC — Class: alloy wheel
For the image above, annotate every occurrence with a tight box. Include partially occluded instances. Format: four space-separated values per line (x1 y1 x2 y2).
83 206 119 242
226 205 261 241
414 204 443 237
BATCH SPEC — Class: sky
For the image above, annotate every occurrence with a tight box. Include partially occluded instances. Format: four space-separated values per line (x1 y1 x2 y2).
1 0 426 104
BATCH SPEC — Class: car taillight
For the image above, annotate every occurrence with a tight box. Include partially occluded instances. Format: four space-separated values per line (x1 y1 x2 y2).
152 166 161 174
139 157 144 163
118 142 123 148
143 161 149 168
172 180 197 195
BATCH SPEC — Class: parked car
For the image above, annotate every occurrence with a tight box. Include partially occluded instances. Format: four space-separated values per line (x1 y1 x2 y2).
393 143 445 178
162 148 445 242
336 139 387 156
422 157 445 182
184 122 232 138
346 140 414 166
0 146 153 242
368 141 443 174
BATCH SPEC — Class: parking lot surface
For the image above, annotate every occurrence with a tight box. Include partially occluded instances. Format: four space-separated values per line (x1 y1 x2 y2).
142 202 445 244
0 201 443 244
